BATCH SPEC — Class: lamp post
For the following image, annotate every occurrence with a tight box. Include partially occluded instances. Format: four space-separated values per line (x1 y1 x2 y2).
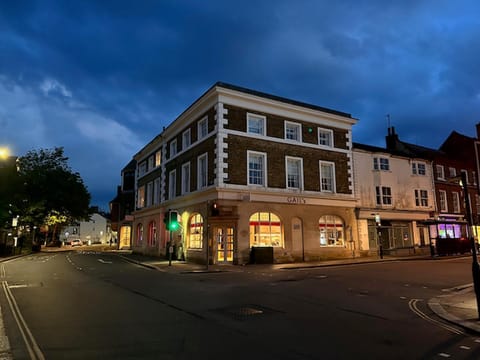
460 171 480 319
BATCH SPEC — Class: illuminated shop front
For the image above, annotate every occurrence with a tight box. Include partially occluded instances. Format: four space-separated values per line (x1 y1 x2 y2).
249 212 282 247
421 219 470 255
319 215 344 246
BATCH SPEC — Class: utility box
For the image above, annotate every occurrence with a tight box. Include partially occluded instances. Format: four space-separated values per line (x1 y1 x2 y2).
250 246 274 264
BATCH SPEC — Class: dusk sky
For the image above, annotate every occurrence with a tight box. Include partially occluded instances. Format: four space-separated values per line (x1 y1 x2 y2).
2 1 480 210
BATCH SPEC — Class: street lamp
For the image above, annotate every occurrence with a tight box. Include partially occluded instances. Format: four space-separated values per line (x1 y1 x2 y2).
459 171 480 319
0 147 10 160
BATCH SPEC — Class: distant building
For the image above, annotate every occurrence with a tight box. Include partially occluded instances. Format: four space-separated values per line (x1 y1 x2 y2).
60 213 111 245
110 159 136 249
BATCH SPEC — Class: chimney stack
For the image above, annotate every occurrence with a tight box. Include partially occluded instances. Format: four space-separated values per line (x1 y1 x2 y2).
386 126 399 150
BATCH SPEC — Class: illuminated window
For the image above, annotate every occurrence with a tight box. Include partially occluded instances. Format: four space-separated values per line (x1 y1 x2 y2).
148 221 157 247
136 223 143 246
319 215 344 246
249 212 282 247
155 150 161 167
189 214 203 249
137 185 145 208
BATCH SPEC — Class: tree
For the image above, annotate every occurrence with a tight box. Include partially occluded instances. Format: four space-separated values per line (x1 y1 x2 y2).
14 147 91 244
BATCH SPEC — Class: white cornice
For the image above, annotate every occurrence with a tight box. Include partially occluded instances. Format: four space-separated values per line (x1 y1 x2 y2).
216 86 357 129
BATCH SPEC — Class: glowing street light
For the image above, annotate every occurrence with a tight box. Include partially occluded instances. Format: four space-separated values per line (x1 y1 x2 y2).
0 147 10 159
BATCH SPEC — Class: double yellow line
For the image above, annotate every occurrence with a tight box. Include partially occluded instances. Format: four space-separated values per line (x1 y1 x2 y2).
409 298 464 335
2 280 45 360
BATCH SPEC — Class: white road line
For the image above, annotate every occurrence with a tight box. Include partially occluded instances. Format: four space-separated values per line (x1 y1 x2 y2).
8 284 29 289
0 265 5 278
438 353 451 358
409 299 464 335
98 259 112 264
2 281 45 360
459 345 471 350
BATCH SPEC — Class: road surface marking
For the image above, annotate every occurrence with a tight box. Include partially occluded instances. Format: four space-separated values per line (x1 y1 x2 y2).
98 259 112 264
2 281 45 360
0 265 5 278
409 299 464 335
438 353 451 357
459 345 470 350
8 284 28 289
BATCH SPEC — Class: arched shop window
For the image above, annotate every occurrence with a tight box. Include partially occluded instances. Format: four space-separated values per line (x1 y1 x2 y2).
319 215 344 246
189 213 203 249
249 212 283 247
148 221 157 247
136 223 144 246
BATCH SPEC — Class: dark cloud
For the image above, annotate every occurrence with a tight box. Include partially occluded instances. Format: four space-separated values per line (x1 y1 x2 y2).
1 0 480 209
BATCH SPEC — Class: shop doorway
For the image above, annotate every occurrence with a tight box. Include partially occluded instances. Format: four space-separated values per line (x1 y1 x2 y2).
215 226 234 264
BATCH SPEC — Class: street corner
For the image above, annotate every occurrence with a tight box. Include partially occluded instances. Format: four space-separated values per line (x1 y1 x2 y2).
428 285 480 334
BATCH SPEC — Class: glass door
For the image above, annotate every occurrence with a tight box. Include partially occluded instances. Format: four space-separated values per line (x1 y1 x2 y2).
216 226 234 263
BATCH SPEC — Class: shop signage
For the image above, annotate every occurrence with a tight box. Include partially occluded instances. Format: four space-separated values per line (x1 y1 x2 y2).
287 196 306 204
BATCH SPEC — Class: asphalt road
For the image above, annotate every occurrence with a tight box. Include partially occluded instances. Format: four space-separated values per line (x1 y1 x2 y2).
1 252 480 359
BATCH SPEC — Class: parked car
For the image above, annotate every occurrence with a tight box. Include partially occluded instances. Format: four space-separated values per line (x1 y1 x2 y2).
71 239 82 247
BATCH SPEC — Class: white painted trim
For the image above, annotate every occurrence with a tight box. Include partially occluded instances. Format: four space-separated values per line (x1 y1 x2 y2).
225 128 351 155
197 152 208 190
198 116 209 141
246 112 266 136
247 150 268 187
319 160 336 193
168 169 177 200
285 156 304 191
216 88 356 128
181 162 191 195
318 127 334 148
284 120 302 142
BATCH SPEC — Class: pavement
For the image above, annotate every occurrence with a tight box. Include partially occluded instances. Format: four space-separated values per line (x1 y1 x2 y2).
5 247 480 335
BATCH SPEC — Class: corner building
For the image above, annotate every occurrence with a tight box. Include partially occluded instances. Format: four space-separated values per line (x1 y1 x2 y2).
132 83 360 265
